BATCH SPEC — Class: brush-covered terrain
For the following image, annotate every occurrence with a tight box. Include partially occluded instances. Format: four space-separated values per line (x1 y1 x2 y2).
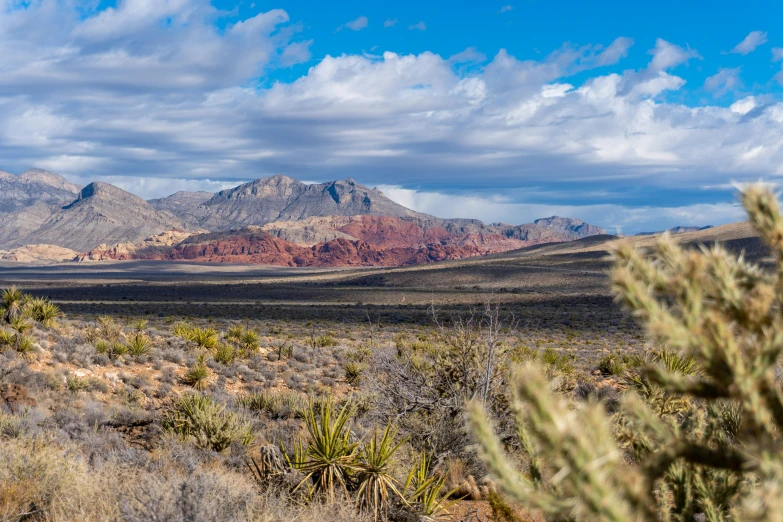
0 212 775 522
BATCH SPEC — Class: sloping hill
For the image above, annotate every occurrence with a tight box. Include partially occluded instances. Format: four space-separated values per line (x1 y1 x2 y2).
0 169 80 213
3 182 186 251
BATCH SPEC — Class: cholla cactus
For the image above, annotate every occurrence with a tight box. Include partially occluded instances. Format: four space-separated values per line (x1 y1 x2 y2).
469 184 783 521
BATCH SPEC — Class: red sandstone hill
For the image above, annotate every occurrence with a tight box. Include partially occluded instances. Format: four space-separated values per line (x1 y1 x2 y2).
80 228 489 267
77 214 605 266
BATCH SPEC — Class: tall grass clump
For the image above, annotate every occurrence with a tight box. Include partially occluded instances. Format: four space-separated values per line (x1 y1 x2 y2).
469 184 783 521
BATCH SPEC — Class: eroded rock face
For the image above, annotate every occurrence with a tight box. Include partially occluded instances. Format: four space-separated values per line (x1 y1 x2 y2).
0 244 79 262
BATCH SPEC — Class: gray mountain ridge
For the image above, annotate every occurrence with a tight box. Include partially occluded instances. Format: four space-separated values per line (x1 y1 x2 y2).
0 169 607 253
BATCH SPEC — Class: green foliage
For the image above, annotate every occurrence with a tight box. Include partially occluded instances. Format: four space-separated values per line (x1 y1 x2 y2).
187 327 219 350
343 361 364 385
403 452 458 521
469 184 783 521
597 354 625 376
355 425 406 521
0 329 14 349
239 330 260 351
96 315 120 340
297 399 360 500
23 298 62 327
162 393 254 452
125 333 153 357
236 389 306 419
66 374 90 393
214 343 236 365
183 355 211 390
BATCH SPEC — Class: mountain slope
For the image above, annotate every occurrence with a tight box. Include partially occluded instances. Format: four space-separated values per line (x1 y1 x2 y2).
148 191 214 216
2 182 186 251
179 176 430 230
0 169 80 213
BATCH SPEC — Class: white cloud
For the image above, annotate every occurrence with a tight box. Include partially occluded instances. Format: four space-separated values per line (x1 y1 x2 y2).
408 21 426 31
337 15 368 32
384 19 398 28
704 67 742 97
648 38 700 71
730 30 768 55
449 47 487 64
280 39 313 66
376 185 744 233
0 2 781 232
498 5 513 13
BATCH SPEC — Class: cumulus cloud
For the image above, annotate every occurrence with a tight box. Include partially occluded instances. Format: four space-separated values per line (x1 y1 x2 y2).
337 15 368 32
1 2 782 231
730 30 768 55
704 67 742 97
408 21 426 31
384 19 398 28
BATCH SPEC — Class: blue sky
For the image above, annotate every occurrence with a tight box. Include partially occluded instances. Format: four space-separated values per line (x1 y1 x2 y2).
2 0 783 232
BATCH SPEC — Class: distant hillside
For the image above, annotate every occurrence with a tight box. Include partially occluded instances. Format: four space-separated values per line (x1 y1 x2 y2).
0 169 607 264
1 182 185 251
0 169 80 213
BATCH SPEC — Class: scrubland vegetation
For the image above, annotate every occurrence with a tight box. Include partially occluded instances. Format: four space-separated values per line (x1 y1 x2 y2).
4 186 783 521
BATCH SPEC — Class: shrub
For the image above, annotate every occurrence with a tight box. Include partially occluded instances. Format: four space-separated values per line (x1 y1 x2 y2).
161 393 254 452
214 344 236 365
187 327 218 350
125 333 153 357
469 184 783 521
183 355 211 390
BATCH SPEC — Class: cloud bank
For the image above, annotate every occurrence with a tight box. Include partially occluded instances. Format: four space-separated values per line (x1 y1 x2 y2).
0 2 781 232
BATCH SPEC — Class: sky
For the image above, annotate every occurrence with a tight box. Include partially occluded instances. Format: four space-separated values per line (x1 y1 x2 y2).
2 1 783 233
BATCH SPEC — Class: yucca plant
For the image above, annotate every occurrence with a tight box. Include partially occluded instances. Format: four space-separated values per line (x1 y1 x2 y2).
187 327 218 350
162 393 254 452
109 341 129 358
14 335 33 356
131 318 148 333
23 297 61 327
1 286 24 320
183 354 211 390
96 315 120 340
172 321 192 338
297 399 360 500
240 330 260 351
469 184 783 521
0 329 14 349
94 340 110 355
7 316 31 335
356 425 406 521
125 333 153 357
226 325 244 341
214 343 236 365
403 452 458 521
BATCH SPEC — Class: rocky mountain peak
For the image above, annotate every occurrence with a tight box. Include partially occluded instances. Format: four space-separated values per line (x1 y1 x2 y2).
66 181 147 209
18 169 80 193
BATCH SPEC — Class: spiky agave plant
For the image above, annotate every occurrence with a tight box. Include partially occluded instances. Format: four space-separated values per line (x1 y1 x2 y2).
7 316 32 335
1 286 24 320
297 399 360 500
125 333 153 357
183 354 211 390
23 297 61 328
469 184 783 521
187 327 218 350
403 452 458 521
162 393 254 452
355 425 407 521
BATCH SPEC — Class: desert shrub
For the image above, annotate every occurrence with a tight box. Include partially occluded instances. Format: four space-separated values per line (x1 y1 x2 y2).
236 389 306 419
125 333 153 357
66 374 90 392
214 344 236 365
597 353 625 376
161 393 254 452
23 297 62 327
313 334 337 348
187 327 218 350
183 355 211 390
469 184 783 521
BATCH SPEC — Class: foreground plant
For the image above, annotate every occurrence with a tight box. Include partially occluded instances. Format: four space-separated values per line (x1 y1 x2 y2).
355 425 406 521
297 399 360 500
470 184 783 521
162 393 254 451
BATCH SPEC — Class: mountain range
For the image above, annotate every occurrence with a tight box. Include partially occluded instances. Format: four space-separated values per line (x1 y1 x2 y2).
0 169 608 266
